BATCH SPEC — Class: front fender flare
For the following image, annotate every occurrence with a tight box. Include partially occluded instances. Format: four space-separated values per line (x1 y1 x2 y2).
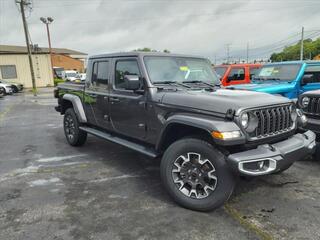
63 94 87 123
156 114 245 150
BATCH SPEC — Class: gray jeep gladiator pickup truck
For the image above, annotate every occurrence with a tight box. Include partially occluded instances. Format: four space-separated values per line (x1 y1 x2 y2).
54 52 316 211
299 90 320 159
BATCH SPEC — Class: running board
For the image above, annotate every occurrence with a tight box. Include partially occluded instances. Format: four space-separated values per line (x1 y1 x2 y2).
79 126 159 158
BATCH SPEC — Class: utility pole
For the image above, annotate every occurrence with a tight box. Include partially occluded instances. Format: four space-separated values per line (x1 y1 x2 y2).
40 17 54 78
17 0 37 96
300 26 304 61
246 42 249 63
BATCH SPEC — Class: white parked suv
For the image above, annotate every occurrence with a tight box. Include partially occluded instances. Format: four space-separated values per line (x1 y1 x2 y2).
62 70 79 82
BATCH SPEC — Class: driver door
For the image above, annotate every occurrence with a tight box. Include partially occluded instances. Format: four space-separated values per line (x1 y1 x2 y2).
226 67 246 86
109 58 147 140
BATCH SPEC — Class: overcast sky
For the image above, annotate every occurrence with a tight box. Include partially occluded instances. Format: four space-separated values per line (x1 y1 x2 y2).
1 0 320 63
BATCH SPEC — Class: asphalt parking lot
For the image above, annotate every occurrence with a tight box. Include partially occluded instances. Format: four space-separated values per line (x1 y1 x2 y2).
0 88 319 240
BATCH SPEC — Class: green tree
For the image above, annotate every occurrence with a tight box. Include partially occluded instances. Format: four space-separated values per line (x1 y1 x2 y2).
270 38 320 62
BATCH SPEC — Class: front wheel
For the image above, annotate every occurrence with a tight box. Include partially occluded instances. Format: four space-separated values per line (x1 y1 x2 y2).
12 86 18 93
160 138 235 211
64 108 87 146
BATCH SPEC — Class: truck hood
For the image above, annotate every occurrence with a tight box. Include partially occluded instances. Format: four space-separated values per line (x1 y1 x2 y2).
160 88 291 115
229 82 295 94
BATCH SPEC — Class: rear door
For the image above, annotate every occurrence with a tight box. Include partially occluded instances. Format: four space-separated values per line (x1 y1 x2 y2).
109 58 147 140
84 59 111 129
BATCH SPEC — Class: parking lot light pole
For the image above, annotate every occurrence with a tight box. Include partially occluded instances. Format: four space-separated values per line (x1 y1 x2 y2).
40 17 54 78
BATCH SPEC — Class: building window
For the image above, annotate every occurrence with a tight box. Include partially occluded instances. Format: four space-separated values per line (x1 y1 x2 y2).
0 65 17 79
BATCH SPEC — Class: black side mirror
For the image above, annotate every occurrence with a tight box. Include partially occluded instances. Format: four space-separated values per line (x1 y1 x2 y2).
301 74 313 86
124 75 140 91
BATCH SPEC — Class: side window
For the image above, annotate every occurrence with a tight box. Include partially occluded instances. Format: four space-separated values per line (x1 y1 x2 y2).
115 60 140 90
249 67 260 80
0 65 17 79
304 65 320 84
92 61 109 86
227 68 245 81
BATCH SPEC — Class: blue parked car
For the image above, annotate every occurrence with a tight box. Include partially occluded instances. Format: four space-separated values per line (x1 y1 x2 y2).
229 61 320 99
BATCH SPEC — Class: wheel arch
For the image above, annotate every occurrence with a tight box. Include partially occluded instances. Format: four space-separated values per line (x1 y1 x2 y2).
156 121 213 153
155 114 245 153
61 94 87 123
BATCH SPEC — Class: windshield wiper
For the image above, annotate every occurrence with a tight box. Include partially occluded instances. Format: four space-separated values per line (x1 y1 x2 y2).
153 81 191 88
182 80 219 89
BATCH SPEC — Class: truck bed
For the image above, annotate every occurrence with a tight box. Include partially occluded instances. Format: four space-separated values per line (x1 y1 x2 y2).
56 82 85 100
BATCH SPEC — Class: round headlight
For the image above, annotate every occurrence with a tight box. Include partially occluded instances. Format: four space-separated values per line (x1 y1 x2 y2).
240 112 249 129
301 97 310 108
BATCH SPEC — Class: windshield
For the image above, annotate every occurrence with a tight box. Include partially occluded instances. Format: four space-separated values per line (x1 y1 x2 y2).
144 56 219 85
66 72 77 77
254 64 301 81
214 67 228 77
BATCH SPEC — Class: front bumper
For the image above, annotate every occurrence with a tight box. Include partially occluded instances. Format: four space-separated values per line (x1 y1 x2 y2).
227 130 316 176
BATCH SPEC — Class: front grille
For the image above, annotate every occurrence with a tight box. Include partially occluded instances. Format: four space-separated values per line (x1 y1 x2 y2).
249 105 294 139
305 97 320 115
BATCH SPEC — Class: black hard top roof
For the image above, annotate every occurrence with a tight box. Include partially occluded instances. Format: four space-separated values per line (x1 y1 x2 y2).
89 51 207 60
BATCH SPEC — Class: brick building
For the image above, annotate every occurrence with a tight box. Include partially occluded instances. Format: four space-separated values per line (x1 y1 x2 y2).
50 48 87 72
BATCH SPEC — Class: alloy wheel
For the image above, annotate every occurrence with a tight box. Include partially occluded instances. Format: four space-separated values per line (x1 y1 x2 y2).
64 114 76 141
172 152 217 199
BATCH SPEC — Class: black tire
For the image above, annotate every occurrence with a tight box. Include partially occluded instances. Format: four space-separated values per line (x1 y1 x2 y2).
12 86 18 93
314 143 320 161
0 88 4 97
160 138 235 212
64 108 87 146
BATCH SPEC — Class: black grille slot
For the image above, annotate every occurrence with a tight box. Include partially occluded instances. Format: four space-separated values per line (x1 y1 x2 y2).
306 97 320 115
251 105 293 138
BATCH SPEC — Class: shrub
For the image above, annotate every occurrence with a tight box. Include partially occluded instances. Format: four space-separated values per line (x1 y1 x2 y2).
54 78 65 86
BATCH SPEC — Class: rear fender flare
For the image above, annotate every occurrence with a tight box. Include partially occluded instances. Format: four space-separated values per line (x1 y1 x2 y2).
62 94 87 123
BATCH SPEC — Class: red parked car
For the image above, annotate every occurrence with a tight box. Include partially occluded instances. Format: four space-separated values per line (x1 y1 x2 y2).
214 63 262 86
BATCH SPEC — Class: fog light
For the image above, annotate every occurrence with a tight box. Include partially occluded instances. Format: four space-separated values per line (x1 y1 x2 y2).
257 161 264 169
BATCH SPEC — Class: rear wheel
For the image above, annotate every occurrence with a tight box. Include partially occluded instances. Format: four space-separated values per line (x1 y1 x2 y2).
160 138 235 211
64 108 87 146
